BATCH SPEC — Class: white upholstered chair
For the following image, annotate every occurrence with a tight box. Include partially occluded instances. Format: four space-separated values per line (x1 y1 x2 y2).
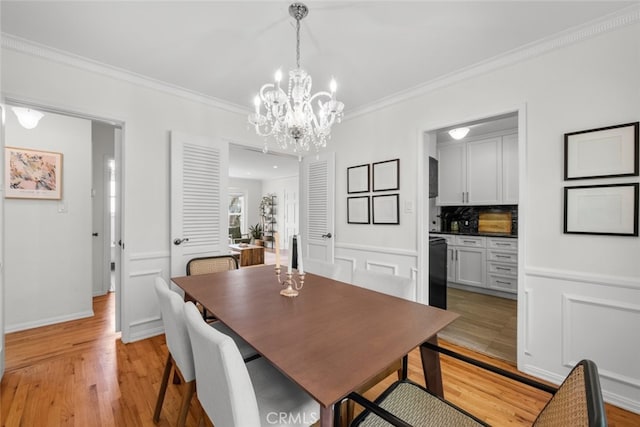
184 301 320 427
301 257 343 281
153 277 258 426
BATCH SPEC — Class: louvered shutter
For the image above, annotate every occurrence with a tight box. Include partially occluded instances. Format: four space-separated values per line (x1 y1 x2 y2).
171 132 228 276
301 152 334 262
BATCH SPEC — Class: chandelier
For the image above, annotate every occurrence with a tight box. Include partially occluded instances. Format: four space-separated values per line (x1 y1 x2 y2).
248 3 344 153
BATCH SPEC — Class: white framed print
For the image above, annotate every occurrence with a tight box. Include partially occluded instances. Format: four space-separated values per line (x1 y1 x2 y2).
564 183 638 236
347 196 370 224
372 194 399 225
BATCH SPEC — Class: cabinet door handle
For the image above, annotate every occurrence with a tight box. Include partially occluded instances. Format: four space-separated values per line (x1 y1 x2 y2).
462 240 476 244
496 280 511 285
496 255 510 259
465 192 469 203
462 192 465 203
455 249 458 261
496 267 511 271
496 243 510 246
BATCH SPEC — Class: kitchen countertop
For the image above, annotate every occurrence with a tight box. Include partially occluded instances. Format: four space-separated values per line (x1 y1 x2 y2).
430 231 517 239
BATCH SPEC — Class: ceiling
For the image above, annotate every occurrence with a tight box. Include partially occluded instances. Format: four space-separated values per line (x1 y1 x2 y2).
229 144 300 180
1 1 635 179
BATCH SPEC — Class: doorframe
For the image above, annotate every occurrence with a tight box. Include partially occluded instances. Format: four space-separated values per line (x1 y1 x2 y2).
416 103 527 368
2 96 126 335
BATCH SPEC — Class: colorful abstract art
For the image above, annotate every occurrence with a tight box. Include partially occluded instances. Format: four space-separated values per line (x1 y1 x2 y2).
5 147 63 199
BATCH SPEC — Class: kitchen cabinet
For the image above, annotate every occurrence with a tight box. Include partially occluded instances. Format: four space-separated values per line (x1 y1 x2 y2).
436 134 517 206
435 235 486 289
486 237 517 294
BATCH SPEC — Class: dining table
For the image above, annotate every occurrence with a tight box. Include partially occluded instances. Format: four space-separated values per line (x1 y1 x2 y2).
172 264 459 427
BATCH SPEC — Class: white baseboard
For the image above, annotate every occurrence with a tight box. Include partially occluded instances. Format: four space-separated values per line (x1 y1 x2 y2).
5 310 94 333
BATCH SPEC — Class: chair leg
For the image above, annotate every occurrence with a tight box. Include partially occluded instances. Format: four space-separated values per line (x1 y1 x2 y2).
153 353 173 423
177 380 196 427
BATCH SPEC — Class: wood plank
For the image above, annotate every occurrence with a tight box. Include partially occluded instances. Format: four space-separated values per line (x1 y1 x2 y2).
1 292 638 426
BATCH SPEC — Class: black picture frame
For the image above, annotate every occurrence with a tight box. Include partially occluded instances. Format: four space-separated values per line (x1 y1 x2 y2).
347 196 370 224
564 122 639 180
372 194 399 225
372 159 400 192
347 164 370 194
564 183 639 236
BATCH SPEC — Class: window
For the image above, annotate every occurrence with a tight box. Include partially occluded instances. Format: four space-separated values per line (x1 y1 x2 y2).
228 192 245 231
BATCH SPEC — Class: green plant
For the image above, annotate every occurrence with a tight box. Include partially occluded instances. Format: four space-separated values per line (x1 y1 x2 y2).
248 223 263 239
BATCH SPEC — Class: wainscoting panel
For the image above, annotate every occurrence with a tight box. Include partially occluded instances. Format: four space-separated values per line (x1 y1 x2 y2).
523 267 640 413
335 243 418 298
125 251 171 342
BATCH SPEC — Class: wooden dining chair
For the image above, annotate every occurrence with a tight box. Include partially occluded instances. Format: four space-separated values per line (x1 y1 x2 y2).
153 277 258 426
342 342 607 427
183 301 320 427
186 254 238 321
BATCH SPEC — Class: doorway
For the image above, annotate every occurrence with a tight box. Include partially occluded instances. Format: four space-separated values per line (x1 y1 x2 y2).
3 101 123 334
421 110 523 364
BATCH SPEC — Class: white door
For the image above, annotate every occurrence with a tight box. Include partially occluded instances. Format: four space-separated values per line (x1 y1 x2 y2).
170 131 229 277
300 152 335 262
283 187 298 250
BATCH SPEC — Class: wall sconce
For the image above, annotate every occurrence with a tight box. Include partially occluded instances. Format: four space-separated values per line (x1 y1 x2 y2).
12 107 44 129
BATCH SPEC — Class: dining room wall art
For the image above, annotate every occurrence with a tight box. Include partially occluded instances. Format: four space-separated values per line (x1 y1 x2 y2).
564 183 638 236
372 194 400 225
564 122 639 180
372 158 400 191
5 146 63 200
347 196 370 224
347 163 369 194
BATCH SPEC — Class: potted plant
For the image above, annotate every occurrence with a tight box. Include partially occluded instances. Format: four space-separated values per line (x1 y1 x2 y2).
249 223 263 246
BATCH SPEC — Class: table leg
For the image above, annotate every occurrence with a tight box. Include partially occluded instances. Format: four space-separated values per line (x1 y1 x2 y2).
320 404 334 427
420 334 444 398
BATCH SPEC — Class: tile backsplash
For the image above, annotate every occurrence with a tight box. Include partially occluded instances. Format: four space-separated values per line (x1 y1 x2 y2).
437 205 518 235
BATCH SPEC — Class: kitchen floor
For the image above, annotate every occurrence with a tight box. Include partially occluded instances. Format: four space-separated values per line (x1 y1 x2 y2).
439 288 517 363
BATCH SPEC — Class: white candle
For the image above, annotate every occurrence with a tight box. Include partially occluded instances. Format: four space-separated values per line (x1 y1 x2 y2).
288 235 293 274
297 234 304 274
274 232 281 268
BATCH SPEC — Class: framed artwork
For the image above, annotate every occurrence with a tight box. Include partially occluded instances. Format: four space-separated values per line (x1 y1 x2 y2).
5 146 63 200
347 163 369 193
347 196 370 224
564 122 639 180
564 183 638 236
372 194 399 225
372 158 399 192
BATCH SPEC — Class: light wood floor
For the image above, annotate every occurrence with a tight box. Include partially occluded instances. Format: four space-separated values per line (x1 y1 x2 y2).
2 293 639 426
440 287 517 363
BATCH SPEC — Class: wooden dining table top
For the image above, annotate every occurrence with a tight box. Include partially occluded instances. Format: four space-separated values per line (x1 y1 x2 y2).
171 264 459 409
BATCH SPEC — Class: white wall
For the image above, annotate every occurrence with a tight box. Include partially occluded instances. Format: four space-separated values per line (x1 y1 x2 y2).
330 21 640 412
92 121 115 296
5 111 93 331
228 177 262 233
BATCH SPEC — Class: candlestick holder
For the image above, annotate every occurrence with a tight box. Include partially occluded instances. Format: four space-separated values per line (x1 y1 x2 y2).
275 266 305 297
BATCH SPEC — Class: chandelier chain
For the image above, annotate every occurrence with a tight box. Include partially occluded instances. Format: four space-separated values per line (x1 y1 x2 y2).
296 16 301 69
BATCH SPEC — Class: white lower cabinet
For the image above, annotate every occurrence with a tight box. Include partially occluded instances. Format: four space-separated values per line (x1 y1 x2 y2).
486 237 518 294
431 234 518 295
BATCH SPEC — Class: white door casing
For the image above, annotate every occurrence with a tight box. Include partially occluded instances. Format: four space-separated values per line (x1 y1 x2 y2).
170 131 229 277
300 152 335 262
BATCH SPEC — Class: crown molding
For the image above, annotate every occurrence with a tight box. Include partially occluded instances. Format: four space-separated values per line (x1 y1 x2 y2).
346 4 640 120
1 33 251 116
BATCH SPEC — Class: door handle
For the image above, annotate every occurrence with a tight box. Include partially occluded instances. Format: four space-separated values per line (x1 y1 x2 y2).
92 232 99 237
173 238 190 245
321 233 332 239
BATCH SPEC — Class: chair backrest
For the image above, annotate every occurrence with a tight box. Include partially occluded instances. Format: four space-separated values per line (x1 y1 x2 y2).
154 277 195 382
351 269 416 301
302 258 342 281
533 359 607 427
184 301 261 427
229 226 242 239
187 255 238 276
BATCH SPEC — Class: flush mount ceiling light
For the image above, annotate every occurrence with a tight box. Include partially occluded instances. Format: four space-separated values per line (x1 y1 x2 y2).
448 127 470 140
248 3 344 153
11 107 44 129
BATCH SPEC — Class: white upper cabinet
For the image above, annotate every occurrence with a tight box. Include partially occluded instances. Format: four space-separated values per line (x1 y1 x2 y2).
501 134 519 204
437 142 466 205
437 133 518 206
